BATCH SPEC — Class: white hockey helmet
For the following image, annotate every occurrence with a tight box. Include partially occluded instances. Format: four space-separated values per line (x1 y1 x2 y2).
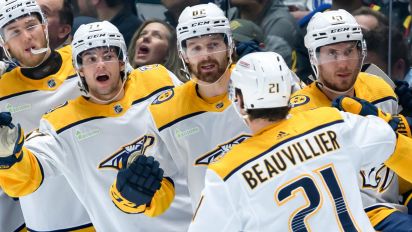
230 52 292 110
0 0 46 31
305 9 366 78
0 0 48 62
176 3 234 80
71 21 127 94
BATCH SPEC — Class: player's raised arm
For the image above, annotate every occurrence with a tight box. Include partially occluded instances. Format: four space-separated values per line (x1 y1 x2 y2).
333 96 412 183
0 112 42 197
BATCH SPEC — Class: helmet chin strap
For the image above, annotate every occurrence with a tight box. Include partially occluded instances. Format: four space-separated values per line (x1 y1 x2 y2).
78 70 128 105
316 80 355 96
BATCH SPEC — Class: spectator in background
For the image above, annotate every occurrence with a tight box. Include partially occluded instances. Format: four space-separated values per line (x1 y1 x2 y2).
37 0 73 49
353 6 388 30
75 0 142 47
230 0 312 84
161 0 201 27
331 0 363 12
128 19 185 82
230 18 292 66
363 26 410 81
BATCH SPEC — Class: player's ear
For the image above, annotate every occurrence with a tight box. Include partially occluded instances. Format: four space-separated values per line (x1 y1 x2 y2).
235 89 247 115
119 61 125 72
78 67 85 77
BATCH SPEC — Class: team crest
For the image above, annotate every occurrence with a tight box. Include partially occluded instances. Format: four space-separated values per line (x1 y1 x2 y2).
138 64 159 72
99 135 155 170
361 165 394 193
289 95 309 107
152 89 174 105
195 134 251 166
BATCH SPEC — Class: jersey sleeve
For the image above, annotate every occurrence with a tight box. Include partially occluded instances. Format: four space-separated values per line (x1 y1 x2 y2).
384 133 412 183
188 169 241 232
339 112 397 171
166 69 184 87
0 119 63 197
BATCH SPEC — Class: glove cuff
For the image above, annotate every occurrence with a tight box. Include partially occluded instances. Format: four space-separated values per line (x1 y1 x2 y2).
0 150 23 169
110 180 147 214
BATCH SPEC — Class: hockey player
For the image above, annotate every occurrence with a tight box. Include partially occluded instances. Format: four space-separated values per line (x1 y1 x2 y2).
110 3 305 214
0 21 192 231
189 51 412 232
0 0 91 231
289 9 411 230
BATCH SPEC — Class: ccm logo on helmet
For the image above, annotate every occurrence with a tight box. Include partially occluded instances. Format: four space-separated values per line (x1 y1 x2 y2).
192 21 210 27
331 27 350 33
87 33 106 39
6 3 23 12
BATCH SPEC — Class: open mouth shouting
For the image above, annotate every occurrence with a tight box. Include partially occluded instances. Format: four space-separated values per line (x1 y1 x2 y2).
137 45 150 58
96 74 110 83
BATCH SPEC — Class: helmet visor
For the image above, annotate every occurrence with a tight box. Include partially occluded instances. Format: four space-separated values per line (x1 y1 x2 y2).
77 46 123 68
182 33 229 58
315 41 363 65
0 15 44 44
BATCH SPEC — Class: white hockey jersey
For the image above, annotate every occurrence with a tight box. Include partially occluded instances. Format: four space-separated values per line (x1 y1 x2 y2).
0 65 192 232
289 72 404 226
189 107 397 232
147 80 251 208
0 46 92 231
145 69 305 210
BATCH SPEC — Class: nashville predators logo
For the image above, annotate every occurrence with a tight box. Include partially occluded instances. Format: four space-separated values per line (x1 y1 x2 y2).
195 134 251 166
99 135 155 170
289 95 309 107
152 89 174 105
360 164 394 193
138 64 159 72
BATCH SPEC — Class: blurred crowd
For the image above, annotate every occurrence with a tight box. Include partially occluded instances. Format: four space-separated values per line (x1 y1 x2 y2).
2 0 412 86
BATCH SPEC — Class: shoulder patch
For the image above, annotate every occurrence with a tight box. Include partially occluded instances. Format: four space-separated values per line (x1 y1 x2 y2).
138 64 159 72
98 135 155 170
152 89 174 105
195 134 251 166
44 101 69 115
289 95 310 107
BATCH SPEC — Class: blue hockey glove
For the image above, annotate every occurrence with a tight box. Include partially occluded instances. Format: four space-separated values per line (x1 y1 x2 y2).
395 80 412 117
116 155 163 206
236 40 262 58
332 96 412 137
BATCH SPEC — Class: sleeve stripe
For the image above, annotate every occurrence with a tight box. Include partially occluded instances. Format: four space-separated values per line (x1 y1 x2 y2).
132 86 174 106
56 116 106 134
371 96 397 105
158 111 206 132
0 90 38 101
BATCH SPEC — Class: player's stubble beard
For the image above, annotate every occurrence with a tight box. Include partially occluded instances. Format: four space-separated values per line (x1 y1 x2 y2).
189 56 228 84
318 61 360 92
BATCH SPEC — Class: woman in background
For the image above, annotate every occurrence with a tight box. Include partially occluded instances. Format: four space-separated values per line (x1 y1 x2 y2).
129 19 185 82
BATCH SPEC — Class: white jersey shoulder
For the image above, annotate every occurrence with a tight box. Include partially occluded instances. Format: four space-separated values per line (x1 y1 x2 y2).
25 73 192 232
190 107 396 232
